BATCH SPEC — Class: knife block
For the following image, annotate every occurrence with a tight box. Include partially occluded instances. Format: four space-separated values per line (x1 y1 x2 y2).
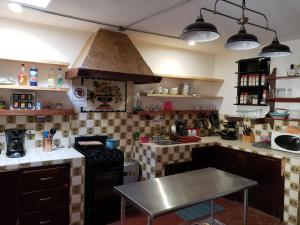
242 134 255 143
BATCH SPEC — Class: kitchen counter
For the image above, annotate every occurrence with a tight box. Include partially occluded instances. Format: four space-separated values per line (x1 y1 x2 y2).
134 136 300 225
0 147 84 171
0 147 85 225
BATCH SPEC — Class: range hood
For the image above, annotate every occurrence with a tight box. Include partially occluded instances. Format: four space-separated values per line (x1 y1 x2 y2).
66 29 162 84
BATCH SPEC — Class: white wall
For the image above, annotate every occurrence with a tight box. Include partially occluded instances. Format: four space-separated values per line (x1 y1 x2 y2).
134 41 216 77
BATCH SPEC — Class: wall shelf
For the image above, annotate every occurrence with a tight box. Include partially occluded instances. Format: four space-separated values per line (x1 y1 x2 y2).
0 109 74 116
135 110 218 116
142 94 223 99
267 98 300 103
154 73 224 82
267 76 300 81
0 85 69 92
234 104 268 106
234 85 269 89
0 57 70 67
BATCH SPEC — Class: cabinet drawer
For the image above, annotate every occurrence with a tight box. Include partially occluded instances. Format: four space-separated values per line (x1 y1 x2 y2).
21 164 70 192
21 186 69 213
19 206 69 225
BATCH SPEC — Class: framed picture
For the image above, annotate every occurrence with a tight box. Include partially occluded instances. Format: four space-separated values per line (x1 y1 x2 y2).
80 78 127 112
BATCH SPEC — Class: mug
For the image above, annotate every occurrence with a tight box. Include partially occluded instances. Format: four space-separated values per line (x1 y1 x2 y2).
106 139 120 150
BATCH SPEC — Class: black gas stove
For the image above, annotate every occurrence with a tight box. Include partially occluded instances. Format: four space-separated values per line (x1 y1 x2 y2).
74 135 124 225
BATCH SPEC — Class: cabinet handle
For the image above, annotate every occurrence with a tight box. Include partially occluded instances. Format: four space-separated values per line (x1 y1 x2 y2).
40 176 53 181
40 197 52 201
39 220 51 225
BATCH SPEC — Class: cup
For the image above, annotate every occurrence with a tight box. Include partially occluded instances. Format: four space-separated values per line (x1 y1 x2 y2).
43 138 53 152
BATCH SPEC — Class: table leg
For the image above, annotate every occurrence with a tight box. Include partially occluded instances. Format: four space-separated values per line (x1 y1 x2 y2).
210 199 215 222
147 216 153 225
121 197 125 225
243 188 248 225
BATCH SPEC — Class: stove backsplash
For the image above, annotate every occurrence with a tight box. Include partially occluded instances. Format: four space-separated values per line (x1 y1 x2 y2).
0 113 299 159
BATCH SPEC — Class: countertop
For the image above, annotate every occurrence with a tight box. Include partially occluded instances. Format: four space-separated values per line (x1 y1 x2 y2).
139 136 300 159
0 147 84 171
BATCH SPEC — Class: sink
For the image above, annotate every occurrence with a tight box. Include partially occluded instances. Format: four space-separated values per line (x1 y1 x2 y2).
154 140 180 145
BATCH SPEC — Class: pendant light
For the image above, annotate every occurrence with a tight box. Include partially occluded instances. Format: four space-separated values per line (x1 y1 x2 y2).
179 0 292 57
259 36 292 57
225 25 260 50
180 14 220 43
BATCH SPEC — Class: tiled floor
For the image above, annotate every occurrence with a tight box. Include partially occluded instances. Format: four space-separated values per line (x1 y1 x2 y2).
109 198 284 225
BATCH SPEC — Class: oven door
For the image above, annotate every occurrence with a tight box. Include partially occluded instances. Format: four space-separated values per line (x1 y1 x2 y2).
85 166 123 225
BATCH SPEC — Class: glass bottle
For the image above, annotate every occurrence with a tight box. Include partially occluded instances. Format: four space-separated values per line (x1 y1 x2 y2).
56 68 63 88
287 64 295 76
18 64 28 86
48 67 55 87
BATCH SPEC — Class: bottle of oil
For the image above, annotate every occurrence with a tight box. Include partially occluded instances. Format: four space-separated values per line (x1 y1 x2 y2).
18 64 28 86
56 68 63 88
48 67 55 87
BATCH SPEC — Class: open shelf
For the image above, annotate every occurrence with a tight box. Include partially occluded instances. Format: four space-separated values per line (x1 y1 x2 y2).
226 116 266 124
267 76 300 81
267 98 300 103
0 109 75 116
234 104 268 106
0 57 70 67
154 73 224 82
266 117 300 122
142 94 223 99
135 110 218 116
0 85 69 92
235 71 269 74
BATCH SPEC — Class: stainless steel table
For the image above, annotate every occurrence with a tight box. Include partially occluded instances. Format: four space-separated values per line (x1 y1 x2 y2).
114 167 257 225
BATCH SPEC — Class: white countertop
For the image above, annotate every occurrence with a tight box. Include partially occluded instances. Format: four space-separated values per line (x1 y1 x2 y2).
0 147 84 171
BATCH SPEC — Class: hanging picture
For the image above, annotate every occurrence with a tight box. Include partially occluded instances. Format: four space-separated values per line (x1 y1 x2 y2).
81 78 127 112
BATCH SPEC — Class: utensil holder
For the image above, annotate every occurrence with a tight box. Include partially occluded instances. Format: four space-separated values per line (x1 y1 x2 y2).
242 134 255 143
43 138 53 152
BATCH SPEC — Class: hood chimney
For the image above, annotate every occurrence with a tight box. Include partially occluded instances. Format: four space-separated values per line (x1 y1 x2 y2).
66 29 162 84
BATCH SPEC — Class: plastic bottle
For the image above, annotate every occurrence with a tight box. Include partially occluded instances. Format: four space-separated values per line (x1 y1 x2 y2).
29 66 38 86
48 67 55 87
56 68 63 88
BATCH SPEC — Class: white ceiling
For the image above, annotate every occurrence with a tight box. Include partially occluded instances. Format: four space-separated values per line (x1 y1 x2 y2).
0 0 299 54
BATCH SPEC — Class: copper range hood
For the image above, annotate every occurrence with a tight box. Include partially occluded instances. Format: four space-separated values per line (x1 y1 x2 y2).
66 29 162 84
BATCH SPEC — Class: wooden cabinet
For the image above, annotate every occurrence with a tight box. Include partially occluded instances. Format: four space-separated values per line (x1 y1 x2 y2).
0 170 19 225
0 163 70 225
165 161 192 176
191 146 284 220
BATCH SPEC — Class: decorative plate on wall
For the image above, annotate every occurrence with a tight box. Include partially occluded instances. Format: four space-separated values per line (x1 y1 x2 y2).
81 78 127 112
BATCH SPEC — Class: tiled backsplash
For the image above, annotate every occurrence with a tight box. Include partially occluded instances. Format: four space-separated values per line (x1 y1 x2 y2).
0 112 299 159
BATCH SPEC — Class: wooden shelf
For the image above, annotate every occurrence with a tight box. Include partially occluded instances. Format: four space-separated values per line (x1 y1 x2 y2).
142 94 223 99
267 98 300 103
0 85 69 92
267 76 300 81
154 73 224 82
266 117 300 122
234 104 268 106
136 110 218 116
0 57 70 67
226 116 266 124
0 109 74 116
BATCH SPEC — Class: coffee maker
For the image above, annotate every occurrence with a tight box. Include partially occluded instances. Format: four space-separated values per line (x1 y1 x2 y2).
5 129 26 158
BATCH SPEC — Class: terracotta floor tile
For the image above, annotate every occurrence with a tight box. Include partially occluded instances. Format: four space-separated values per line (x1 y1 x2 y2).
108 198 284 225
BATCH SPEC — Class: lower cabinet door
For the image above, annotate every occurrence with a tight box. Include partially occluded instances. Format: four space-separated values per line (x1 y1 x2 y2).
19 206 69 225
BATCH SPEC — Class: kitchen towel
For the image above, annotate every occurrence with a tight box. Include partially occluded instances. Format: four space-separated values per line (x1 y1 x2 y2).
175 201 224 222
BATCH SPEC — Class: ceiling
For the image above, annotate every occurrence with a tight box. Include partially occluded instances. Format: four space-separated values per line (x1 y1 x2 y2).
0 0 299 54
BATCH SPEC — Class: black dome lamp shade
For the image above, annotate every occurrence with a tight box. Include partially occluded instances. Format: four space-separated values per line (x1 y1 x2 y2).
259 36 292 57
225 25 260 50
180 14 220 43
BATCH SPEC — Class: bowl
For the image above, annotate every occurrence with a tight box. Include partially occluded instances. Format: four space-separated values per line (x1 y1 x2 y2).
143 89 154 95
275 108 289 115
